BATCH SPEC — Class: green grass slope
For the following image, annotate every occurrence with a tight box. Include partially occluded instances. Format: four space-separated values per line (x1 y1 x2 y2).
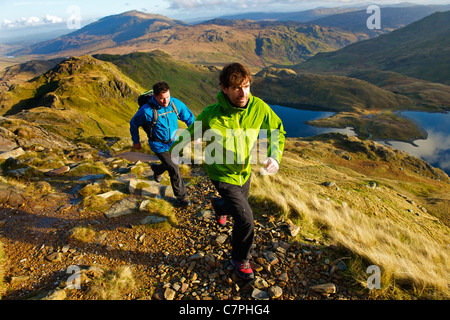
252 67 412 112
0 52 221 147
94 51 219 115
295 11 450 85
0 55 144 140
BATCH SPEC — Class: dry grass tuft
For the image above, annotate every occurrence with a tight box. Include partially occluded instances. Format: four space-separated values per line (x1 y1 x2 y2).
146 198 178 226
69 226 98 243
86 266 136 300
250 153 450 299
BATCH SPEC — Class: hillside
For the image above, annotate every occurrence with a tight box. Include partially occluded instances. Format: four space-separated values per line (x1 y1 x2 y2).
9 11 365 69
253 67 412 112
0 55 143 142
93 51 219 115
0 53 220 146
0 50 448 300
0 120 448 300
13 11 189 56
0 58 64 93
295 10 450 85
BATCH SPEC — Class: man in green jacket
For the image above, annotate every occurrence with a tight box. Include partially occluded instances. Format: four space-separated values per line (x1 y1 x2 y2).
170 63 285 280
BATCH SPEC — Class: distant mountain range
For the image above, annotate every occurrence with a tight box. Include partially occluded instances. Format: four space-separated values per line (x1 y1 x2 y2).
8 10 360 68
8 4 450 70
218 7 362 22
306 4 450 35
294 10 450 86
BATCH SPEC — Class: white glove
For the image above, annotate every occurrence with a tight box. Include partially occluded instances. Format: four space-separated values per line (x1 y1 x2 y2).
261 157 279 175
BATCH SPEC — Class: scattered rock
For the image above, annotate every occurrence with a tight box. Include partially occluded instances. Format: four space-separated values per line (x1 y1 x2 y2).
310 283 337 294
164 287 176 300
0 138 377 301
321 181 336 188
189 252 205 261
40 289 67 300
268 286 283 299
0 147 25 160
96 190 124 199
104 197 138 218
128 178 161 197
215 234 228 245
45 165 70 176
139 199 151 212
253 277 269 290
263 251 279 265
78 174 107 182
45 252 62 262
251 288 270 300
286 221 300 237
10 275 30 285
140 215 168 225
197 209 214 221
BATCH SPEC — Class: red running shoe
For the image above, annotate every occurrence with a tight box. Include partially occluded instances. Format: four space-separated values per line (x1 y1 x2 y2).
231 259 255 280
211 197 227 226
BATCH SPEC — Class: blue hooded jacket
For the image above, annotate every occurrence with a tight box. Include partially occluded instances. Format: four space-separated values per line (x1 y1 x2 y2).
130 95 195 154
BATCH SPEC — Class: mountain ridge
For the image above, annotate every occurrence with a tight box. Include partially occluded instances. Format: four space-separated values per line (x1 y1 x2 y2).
295 10 450 85
8 11 368 69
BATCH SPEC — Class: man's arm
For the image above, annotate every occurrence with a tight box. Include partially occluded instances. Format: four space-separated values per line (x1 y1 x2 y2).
130 109 146 150
174 99 196 128
261 104 286 172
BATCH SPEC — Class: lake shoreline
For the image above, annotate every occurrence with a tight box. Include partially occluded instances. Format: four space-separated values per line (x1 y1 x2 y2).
270 105 450 175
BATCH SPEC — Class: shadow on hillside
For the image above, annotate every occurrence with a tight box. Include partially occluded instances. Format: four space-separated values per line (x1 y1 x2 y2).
0 191 190 299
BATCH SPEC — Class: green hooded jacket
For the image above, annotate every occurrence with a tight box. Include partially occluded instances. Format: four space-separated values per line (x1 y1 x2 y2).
169 91 286 186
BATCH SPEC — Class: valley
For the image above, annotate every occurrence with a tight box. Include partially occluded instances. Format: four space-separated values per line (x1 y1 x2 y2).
0 4 449 301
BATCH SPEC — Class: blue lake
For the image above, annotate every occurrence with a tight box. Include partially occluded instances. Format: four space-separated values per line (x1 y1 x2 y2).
270 105 450 175
270 105 356 138
384 111 450 175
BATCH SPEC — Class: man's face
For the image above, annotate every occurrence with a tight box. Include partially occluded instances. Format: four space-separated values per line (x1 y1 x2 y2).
154 90 171 108
222 79 250 108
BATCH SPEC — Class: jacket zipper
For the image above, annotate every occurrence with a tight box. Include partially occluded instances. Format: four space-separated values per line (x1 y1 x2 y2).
235 112 245 187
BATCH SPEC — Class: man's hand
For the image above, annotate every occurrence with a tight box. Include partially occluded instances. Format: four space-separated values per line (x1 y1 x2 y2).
261 157 279 175
133 143 142 150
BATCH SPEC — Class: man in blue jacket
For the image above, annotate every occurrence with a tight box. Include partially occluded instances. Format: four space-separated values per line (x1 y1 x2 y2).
130 81 195 207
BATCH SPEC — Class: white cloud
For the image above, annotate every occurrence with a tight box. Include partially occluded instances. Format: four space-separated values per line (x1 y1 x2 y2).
44 14 63 24
1 14 64 30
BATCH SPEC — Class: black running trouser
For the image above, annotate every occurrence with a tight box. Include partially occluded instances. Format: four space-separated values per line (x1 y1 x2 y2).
211 176 254 262
154 151 187 201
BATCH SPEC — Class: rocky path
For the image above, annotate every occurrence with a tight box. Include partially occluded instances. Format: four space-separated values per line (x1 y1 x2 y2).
0 152 367 301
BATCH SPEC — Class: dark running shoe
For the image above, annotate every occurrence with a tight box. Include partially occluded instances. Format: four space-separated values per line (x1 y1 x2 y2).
231 259 255 280
211 197 227 226
178 198 191 208
150 164 162 183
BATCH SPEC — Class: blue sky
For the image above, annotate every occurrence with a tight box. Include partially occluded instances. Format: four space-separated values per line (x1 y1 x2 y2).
0 0 448 30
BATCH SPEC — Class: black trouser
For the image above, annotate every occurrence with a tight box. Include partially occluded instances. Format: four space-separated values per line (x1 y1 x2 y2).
211 176 254 262
154 151 187 201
